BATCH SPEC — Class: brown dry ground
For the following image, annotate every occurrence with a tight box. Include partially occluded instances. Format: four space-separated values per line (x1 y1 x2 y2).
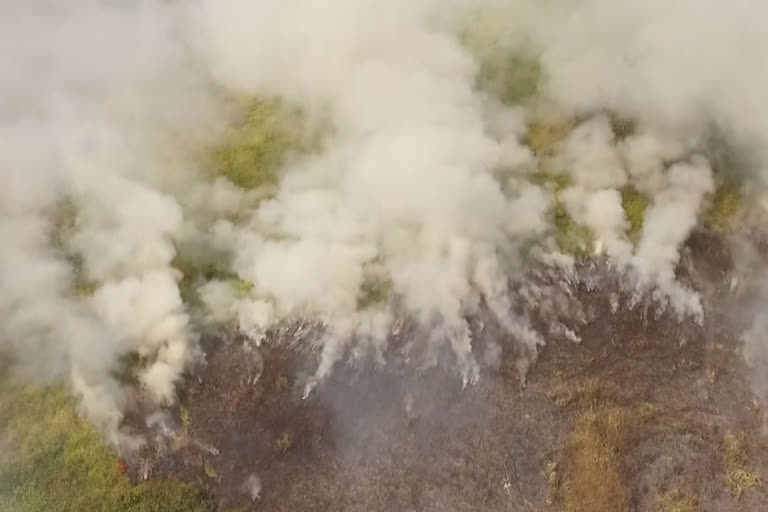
125 228 768 512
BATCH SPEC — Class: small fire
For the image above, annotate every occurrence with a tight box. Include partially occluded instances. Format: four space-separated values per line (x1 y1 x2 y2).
117 458 128 476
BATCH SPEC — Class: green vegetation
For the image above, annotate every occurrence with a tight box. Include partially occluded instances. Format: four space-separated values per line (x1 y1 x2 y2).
172 253 256 307
357 274 393 310
0 381 211 512
705 184 744 233
530 168 572 192
476 54 541 105
607 112 637 140
172 95 314 307
524 119 575 156
12 19 761 510
552 202 595 259
531 169 595 258
460 12 541 105
274 430 295 454
526 119 650 254
209 97 306 192
180 407 191 437
620 185 650 245
200 457 220 484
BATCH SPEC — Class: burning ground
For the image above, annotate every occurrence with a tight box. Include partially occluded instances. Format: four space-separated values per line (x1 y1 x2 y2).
104 225 768 512
7 230 768 512
6 1 768 511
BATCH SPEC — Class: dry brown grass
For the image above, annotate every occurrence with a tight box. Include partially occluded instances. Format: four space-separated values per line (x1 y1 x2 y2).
559 405 632 512
658 489 698 512
723 431 761 498
550 374 658 512
275 430 295 454
524 119 574 156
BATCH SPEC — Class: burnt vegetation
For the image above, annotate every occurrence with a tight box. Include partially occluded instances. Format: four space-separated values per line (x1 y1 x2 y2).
111 225 768 512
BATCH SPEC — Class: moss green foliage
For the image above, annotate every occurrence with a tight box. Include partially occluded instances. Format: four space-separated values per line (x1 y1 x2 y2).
200 457 220 483
175 95 313 305
209 97 305 192
697 127 748 233
607 112 636 140
705 184 744 233
172 253 255 306
531 169 594 258
0 381 211 512
553 203 595 260
459 12 541 105
274 431 295 454
527 116 649 253
111 353 141 387
620 185 650 245
50 197 78 250
476 54 541 106
530 170 653 256
173 255 228 306
530 168 571 192
357 275 392 310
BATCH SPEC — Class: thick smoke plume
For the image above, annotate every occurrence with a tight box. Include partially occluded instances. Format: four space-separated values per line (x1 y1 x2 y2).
0 0 225 443
4 0 768 443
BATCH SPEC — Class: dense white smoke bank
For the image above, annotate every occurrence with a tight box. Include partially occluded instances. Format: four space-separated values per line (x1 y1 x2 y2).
4 0 768 441
194 0 550 392
0 0 224 442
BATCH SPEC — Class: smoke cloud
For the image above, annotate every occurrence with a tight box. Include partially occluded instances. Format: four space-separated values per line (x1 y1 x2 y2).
4 0 768 443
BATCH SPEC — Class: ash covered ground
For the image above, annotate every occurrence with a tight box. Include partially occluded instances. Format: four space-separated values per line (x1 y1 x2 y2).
118 227 768 512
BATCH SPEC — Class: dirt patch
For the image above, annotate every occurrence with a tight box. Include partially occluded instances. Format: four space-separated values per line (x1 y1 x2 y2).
123 230 768 511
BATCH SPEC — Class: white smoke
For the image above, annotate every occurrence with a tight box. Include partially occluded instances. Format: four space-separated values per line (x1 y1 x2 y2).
5 0 768 443
0 0 223 442
193 0 550 390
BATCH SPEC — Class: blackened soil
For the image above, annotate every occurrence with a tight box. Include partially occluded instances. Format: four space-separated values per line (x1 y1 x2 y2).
130 229 768 511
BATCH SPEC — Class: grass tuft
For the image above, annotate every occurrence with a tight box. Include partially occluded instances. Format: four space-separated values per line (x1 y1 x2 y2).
357 275 393 310
658 489 698 512
705 184 744 233
723 431 761 498
459 11 541 105
476 55 541 105
607 113 636 140
552 202 595 260
620 185 650 245
274 431 295 454
524 119 575 156
530 169 594 258
208 97 305 192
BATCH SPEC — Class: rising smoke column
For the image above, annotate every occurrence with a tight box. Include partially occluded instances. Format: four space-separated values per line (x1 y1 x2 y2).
0 0 225 443
6 0 768 443
193 0 552 390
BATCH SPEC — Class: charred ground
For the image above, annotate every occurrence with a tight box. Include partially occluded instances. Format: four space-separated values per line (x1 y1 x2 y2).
117 227 768 512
